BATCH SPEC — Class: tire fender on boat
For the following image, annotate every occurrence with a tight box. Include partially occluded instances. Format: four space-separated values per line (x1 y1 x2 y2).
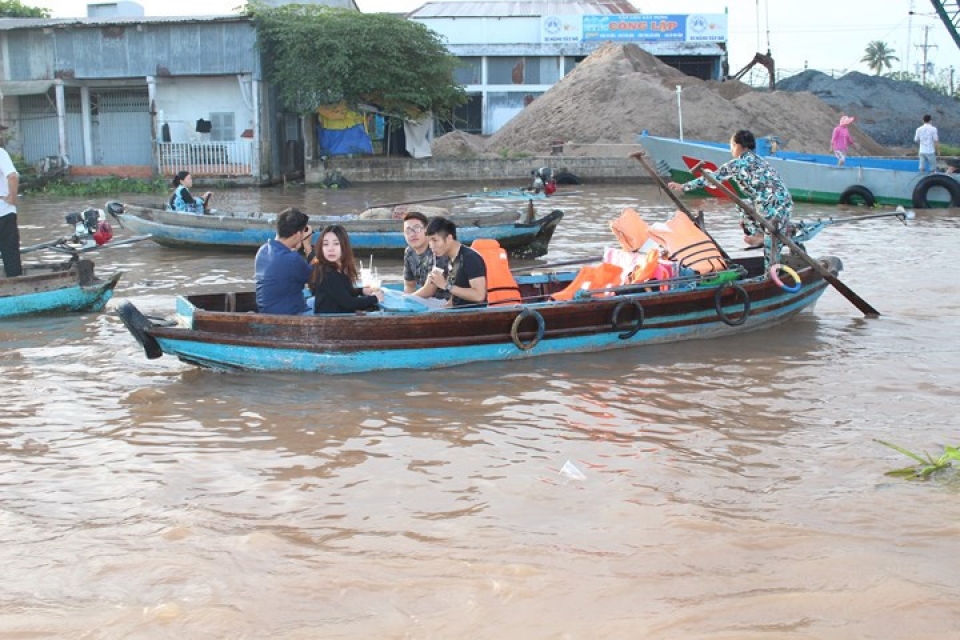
769 264 802 293
839 185 875 207
116 300 164 359
714 283 751 327
510 307 545 351
911 174 960 208
611 300 644 339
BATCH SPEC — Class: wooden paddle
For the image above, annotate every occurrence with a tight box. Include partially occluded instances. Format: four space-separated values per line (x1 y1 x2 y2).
364 192 477 209
696 166 881 318
21 237 69 255
629 151 732 262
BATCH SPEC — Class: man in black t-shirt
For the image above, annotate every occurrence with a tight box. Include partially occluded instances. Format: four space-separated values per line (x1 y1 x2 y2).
419 216 487 308
402 211 449 302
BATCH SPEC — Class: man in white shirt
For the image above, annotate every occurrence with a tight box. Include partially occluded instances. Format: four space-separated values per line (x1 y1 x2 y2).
914 114 940 174
0 124 22 277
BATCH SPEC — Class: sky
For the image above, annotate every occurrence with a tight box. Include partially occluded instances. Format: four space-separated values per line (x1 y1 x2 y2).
33 0 960 84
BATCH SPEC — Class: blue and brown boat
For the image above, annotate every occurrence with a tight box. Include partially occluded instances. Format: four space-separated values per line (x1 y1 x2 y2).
0 258 121 318
115 210 844 374
107 201 564 259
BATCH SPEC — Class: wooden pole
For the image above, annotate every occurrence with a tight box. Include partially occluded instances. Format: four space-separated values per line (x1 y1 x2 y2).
698 168 880 318
629 151 732 262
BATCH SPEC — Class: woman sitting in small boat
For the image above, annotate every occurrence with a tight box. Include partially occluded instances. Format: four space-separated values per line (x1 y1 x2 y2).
168 170 213 214
309 224 383 314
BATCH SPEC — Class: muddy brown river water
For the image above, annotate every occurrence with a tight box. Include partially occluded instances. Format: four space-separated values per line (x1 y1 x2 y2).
2 181 958 638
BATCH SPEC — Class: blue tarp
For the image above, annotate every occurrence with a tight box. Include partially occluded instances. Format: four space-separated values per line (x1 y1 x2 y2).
317 124 373 156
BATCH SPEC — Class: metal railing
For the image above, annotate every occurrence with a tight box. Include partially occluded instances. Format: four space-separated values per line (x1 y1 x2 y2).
157 141 254 177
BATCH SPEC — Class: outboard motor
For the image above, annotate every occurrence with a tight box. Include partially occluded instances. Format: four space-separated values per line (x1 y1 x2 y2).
530 167 557 195
64 207 112 247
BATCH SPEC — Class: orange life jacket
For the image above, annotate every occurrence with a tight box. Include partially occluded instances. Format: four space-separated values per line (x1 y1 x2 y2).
610 207 651 252
471 238 522 306
648 212 727 274
551 262 624 301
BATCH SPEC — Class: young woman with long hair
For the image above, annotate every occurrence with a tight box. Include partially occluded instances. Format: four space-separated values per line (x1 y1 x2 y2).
309 224 383 314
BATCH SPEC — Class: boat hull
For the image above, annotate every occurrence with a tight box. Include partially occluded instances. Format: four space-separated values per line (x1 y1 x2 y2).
640 135 958 208
117 256 838 374
113 203 564 259
0 259 122 318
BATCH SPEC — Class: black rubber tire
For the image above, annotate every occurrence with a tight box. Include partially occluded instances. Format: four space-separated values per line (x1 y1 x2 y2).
612 300 644 339
116 300 164 359
839 185 875 207
714 283 751 327
911 174 960 209
553 170 582 185
510 308 545 351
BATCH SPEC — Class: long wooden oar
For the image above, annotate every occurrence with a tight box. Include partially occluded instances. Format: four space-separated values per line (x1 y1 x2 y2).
22 234 151 256
365 192 477 209
21 237 69 255
698 167 880 318
629 151 732 262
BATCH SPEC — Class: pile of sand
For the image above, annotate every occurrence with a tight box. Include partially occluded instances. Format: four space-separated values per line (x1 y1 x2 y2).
432 43 890 158
430 130 495 158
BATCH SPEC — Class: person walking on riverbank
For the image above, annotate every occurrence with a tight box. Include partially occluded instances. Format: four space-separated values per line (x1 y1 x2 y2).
668 129 793 268
831 115 854 167
0 126 22 277
914 114 939 173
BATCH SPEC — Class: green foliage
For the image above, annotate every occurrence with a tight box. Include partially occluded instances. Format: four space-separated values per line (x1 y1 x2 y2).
29 176 167 196
861 41 899 75
875 439 960 479
495 148 532 159
249 2 466 117
941 143 960 156
0 0 49 17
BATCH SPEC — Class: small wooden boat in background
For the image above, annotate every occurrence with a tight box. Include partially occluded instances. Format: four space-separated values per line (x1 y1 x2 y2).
107 202 565 259
0 258 121 318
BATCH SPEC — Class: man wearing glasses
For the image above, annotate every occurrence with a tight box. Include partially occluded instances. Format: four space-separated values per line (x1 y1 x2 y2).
402 211 448 303
254 207 314 314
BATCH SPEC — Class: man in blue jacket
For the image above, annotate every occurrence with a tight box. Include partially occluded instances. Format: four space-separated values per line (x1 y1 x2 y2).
255 208 313 314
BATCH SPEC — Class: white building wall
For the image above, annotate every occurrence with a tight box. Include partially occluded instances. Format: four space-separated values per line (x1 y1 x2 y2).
415 12 726 135
154 76 254 143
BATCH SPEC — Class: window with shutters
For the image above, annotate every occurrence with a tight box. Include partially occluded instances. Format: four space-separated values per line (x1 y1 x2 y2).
210 112 235 141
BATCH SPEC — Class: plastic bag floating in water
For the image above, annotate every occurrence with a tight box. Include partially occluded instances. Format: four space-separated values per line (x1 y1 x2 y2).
559 460 586 481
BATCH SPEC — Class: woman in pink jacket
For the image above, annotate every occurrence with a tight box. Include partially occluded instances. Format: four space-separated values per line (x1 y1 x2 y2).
831 115 855 167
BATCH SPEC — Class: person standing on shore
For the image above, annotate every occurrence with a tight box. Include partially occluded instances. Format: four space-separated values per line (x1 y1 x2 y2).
668 129 793 268
914 114 939 173
0 125 22 278
831 115 855 167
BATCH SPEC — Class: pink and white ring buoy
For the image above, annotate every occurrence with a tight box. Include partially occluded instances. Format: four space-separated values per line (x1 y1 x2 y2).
769 264 801 293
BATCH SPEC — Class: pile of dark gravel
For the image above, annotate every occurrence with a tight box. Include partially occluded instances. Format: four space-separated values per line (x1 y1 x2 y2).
778 70 960 147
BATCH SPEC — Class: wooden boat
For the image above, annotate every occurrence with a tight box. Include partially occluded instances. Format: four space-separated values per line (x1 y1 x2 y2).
106 201 564 259
639 134 960 208
0 258 121 318
115 251 841 374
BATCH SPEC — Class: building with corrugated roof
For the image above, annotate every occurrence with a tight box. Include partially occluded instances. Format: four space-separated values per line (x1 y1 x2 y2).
409 1 728 135
0 0 359 183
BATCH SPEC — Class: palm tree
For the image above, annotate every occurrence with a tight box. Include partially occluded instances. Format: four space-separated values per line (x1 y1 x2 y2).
861 41 900 75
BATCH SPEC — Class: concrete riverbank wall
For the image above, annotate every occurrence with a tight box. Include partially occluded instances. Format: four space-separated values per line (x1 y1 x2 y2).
307 155 654 185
